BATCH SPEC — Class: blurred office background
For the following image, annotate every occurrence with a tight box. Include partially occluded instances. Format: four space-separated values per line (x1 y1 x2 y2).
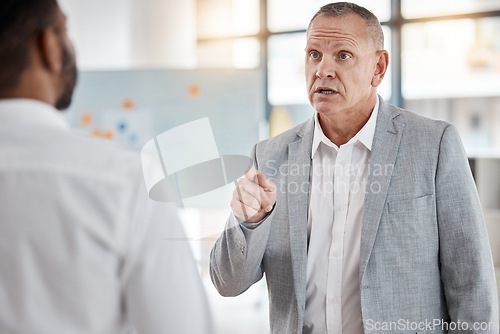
57 0 500 332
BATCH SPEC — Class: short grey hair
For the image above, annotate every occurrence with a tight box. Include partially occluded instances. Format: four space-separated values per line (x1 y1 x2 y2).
308 2 384 50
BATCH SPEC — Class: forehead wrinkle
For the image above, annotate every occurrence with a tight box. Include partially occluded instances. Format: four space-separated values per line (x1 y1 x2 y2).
307 30 359 49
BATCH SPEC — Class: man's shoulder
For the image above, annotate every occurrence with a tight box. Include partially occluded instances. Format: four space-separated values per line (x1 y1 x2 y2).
399 108 449 129
378 103 465 163
2 126 144 182
61 130 143 179
381 100 448 129
381 101 452 140
69 131 139 163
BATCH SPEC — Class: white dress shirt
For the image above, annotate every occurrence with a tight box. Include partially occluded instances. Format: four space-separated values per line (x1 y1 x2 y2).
303 98 379 334
0 99 213 334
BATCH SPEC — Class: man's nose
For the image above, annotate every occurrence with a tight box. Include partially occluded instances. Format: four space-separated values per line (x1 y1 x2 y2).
315 57 336 79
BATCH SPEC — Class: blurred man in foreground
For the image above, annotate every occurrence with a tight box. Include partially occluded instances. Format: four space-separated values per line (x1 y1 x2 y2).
0 1 213 333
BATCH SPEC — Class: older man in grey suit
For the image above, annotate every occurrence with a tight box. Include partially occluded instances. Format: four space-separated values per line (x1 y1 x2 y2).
210 2 499 333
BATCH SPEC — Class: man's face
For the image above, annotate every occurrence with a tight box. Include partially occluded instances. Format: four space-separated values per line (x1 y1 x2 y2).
305 13 380 118
54 9 77 111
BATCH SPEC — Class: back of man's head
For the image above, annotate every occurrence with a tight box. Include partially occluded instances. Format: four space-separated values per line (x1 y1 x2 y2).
0 0 59 94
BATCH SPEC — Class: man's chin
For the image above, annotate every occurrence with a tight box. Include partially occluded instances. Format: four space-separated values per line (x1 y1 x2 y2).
55 74 77 111
313 102 342 115
55 94 73 111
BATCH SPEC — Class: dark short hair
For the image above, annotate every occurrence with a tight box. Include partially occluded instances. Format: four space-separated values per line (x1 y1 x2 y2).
0 0 59 93
308 2 384 50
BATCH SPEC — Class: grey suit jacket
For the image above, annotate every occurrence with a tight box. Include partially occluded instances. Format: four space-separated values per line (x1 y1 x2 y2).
210 98 499 333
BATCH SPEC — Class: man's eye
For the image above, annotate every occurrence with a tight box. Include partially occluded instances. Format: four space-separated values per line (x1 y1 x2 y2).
310 51 320 59
340 53 351 60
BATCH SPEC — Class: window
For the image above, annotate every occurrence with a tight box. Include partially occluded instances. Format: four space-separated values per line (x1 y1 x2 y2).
197 38 260 68
197 0 260 39
401 12 500 155
402 18 500 99
268 32 307 105
402 0 500 19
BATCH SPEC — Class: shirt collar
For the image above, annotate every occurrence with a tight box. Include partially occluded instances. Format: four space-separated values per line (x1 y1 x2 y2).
0 98 69 129
311 96 380 159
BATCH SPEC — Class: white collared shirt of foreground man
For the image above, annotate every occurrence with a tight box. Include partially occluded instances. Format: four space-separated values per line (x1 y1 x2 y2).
0 99 214 334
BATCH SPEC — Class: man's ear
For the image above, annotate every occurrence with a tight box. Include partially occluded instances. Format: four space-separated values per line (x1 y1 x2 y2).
35 28 62 74
371 50 389 87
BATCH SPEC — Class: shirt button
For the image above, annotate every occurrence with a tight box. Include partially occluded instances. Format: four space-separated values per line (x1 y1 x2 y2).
333 251 341 257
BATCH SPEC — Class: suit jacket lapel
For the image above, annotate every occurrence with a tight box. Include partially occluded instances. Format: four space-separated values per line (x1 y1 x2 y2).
359 100 404 281
287 118 314 313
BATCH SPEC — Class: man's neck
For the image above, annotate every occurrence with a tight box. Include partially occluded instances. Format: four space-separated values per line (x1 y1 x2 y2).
318 97 377 147
0 69 56 107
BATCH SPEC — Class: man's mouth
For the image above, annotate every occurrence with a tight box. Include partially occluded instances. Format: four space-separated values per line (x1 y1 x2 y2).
320 89 335 94
316 88 337 95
